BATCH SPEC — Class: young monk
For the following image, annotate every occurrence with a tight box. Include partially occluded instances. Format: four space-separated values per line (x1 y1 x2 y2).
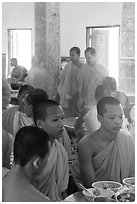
23 89 72 160
32 99 69 201
78 47 108 109
72 96 135 188
2 126 51 202
57 47 83 117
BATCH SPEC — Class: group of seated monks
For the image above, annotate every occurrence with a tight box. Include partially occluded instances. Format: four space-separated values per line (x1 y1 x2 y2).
2 77 135 202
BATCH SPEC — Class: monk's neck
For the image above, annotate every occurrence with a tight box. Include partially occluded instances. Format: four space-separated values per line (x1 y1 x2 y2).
99 126 117 143
73 60 82 68
11 163 32 183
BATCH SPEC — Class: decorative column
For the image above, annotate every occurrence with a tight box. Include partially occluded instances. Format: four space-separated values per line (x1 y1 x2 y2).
34 2 60 98
119 2 135 99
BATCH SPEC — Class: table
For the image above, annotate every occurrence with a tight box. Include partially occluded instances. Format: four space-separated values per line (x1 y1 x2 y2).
64 190 88 202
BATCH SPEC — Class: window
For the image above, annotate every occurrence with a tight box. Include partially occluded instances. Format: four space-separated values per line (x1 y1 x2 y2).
86 25 120 85
7 29 32 77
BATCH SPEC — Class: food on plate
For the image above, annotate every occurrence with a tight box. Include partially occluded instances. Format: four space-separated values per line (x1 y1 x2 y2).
92 181 122 192
123 177 135 186
116 192 135 202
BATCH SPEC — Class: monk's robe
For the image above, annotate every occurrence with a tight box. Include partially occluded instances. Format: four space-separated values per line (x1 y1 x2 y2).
2 106 33 138
2 129 12 169
58 127 72 160
58 62 82 117
78 63 108 108
2 167 9 179
72 130 135 185
32 140 69 201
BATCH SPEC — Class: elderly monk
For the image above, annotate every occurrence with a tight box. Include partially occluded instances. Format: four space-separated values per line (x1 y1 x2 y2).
32 99 69 201
72 96 135 188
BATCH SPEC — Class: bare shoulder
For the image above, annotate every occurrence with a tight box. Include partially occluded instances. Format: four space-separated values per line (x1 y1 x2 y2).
78 131 97 152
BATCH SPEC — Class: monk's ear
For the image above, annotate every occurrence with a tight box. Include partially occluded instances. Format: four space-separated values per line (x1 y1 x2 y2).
97 114 102 123
32 157 39 169
36 119 44 129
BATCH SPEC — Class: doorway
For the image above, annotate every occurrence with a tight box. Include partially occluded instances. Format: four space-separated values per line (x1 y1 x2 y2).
7 28 32 77
86 25 120 85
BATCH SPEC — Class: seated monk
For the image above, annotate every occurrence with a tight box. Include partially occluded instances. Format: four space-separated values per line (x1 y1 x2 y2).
72 96 135 188
2 126 51 202
2 84 34 138
74 84 111 140
32 100 69 201
22 89 72 160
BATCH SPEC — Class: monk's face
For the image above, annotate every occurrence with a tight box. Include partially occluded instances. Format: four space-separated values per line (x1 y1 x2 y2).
70 50 80 63
85 52 96 65
42 105 64 141
100 104 123 134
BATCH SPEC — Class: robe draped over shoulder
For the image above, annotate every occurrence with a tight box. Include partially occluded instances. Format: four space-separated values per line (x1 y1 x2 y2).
2 106 33 137
72 130 135 185
33 140 69 201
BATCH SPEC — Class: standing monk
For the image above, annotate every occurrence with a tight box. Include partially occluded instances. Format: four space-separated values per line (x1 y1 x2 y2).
78 47 108 109
58 47 83 117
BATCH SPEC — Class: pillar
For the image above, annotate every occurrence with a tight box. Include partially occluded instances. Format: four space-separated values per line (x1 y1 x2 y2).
34 2 60 99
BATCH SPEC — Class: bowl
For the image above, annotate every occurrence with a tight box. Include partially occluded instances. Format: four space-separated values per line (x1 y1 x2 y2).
83 188 114 201
93 196 116 202
116 192 135 202
92 181 122 193
123 177 135 187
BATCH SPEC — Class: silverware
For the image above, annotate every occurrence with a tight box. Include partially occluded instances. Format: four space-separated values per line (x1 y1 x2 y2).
77 183 95 197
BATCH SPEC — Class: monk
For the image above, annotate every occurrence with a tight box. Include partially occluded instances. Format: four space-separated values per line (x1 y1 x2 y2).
2 126 51 202
57 47 83 117
72 96 135 188
78 47 108 109
74 84 111 140
32 99 69 201
2 84 34 138
22 88 72 160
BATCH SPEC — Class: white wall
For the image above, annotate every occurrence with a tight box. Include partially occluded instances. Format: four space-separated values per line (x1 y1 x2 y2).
2 2 34 55
2 2 123 58
60 2 122 57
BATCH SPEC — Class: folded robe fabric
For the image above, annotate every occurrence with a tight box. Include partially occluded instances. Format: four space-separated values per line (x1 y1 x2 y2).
32 140 69 201
2 106 33 137
72 130 135 185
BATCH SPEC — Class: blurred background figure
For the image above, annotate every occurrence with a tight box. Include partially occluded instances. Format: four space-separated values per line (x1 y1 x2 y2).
75 84 111 140
102 76 131 119
60 58 68 72
8 58 28 90
78 47 108 110
57 47 83 117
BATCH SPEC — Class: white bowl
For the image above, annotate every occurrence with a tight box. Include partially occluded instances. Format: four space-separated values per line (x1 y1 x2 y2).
83 188 114 201
92 181 122 193
122 177 135 187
